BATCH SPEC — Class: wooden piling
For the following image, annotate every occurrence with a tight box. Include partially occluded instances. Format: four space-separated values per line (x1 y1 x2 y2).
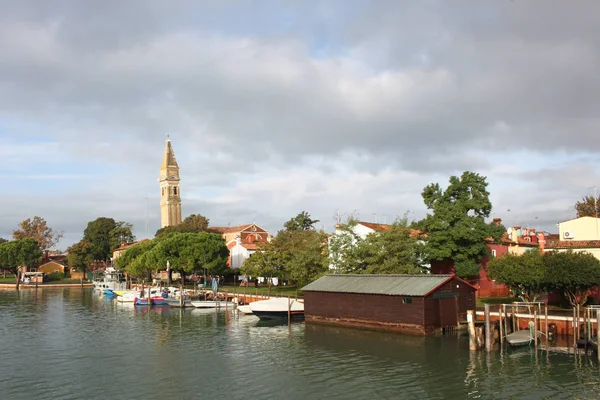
467 310 476 351
597 309 600 363
499 305 504 347
545 303 549 349
484 304 492 352
533 310 538 350
287 296 291 326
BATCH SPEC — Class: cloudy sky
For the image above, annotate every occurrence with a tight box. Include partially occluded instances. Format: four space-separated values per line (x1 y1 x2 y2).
1 0 599 248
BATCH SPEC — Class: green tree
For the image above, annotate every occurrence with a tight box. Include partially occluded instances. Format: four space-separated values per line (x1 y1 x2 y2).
12 216 63 250
83 217 135 261
544 250 600 308
242 243 286 282
0 239 43 286
155 213 210 237
419 171 505 278
487 250 546 303
362 219 425 274
145 232 228 280
0 237 8 244
279 229 329 287
109 221 135 252
575 195 600 218
328 217 369 273
66 240 95 280
284 211 320 231
117 240 158 279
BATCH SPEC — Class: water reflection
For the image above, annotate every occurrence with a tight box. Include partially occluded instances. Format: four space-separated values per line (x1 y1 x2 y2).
1 288 600 400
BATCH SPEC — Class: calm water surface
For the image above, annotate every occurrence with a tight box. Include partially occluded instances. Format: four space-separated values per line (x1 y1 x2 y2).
1 288 600 400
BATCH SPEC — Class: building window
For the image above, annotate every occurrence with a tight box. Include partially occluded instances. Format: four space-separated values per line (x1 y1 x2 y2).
402 297 412 304
491 250 497 257
174 186 177 195
162 188 164 196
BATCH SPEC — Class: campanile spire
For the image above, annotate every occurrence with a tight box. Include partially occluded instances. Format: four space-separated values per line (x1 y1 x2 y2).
159 138 182 228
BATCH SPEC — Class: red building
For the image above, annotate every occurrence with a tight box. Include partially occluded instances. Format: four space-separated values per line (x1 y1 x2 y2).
430 220 543 298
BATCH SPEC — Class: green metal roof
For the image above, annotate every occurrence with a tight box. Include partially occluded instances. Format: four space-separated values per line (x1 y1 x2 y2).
301 274 459 297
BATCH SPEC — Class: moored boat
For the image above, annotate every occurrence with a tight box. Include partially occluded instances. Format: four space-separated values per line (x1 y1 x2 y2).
505 322 541 346
134 296 168 306
237 305 253 315
249 298 304 320
190 300 233 309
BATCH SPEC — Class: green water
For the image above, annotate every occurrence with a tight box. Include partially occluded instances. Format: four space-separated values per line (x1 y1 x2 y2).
1 288 599 400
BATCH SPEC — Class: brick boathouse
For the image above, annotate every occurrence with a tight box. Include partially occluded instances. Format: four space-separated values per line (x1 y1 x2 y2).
302 274 476 335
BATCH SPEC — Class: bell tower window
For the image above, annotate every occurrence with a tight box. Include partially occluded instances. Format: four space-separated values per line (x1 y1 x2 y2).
174 186 177 195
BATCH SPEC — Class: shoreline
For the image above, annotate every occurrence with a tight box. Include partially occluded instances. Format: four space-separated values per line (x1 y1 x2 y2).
0 283 94 289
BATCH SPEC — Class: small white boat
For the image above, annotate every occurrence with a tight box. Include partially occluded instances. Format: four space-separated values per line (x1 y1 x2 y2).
505 322 541 346
249 298 304 320
190 300 234 309
237 305 253 315
117 287 163 303
164 297 194 308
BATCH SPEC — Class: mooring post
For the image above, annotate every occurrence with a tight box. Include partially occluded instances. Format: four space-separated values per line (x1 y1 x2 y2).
287 296 291 326
545 302 549 349
533 310 538 350
499 305 504 347
573 307 577 350
467 310 476 350
484 304 492 352
597 309 600 363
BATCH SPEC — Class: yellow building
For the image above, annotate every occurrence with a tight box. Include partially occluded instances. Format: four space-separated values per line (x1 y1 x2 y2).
545 216 600 260
159 139 182 228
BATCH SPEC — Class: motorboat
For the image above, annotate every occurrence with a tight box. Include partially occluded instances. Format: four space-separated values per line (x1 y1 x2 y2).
92 267 127 292
237 305 254 315
117 287 163 303
190 300 234 309
164 297 194 308
134 296 168 306
249 298 304 320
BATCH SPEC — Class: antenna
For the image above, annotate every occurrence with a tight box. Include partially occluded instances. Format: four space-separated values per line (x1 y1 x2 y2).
145 193 149 238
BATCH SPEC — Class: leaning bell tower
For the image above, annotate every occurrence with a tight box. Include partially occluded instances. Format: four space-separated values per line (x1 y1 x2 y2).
159 138 182 228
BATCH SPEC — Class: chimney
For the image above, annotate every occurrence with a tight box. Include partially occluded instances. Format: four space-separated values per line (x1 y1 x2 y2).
538 232 545 252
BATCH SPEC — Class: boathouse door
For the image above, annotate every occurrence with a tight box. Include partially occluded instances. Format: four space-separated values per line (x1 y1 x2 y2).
438 296 458 328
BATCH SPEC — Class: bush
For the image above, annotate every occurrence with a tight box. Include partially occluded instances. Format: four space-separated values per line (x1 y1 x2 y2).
47 272 64 282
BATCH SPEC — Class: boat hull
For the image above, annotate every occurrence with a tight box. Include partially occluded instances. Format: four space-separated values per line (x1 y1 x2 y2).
134 296 168 306
251 310 304 320
190 301 233 309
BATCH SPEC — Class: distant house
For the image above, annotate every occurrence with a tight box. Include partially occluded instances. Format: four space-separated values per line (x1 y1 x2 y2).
208 223 271 268
544 216 600 260
302 274 476 335
38 261 67 275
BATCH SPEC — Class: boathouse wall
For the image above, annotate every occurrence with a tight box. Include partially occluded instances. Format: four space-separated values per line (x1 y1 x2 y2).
304 291 430 334
304 275 476 335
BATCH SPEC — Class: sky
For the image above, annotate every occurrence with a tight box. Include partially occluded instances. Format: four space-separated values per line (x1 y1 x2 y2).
1 0 599 249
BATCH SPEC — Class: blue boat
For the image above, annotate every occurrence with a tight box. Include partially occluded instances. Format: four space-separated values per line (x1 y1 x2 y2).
103 289 116 297
134 296 168 306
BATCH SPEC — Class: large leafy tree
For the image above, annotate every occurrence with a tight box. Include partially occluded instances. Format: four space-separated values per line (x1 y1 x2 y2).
276 229 329 287
487 250 546 303
119 232 228 280
284 211 320 231
242 221 329 287
12 216 63 250
328 217 369 273
419 171 505 278
575 195 600 218
241 243 286 282
544 250 600 308
0 239 43 284
83 217 135 260
66 240 95 279
155 213 210 237
362 220 426 274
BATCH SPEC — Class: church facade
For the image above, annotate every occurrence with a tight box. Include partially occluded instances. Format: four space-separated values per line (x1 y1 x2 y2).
159 139 182 228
